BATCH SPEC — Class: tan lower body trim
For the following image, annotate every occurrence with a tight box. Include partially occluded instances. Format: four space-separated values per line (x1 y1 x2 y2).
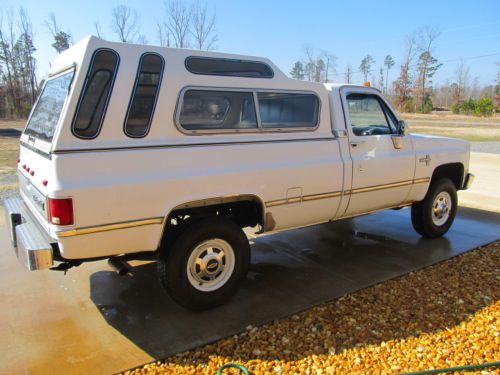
265 177 430 208
56 217 164 238
266 191 342 208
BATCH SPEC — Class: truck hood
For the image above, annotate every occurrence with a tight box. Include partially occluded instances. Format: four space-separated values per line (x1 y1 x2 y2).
410 133 470 153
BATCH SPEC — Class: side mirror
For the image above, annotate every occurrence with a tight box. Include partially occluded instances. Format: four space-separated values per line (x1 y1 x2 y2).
398 120 408 135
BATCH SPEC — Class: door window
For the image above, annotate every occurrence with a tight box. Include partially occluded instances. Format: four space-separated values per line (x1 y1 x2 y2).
346 93 394 136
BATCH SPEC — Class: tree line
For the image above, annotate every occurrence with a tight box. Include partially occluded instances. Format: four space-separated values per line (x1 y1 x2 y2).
1 4 498 119
0 0 217 118
291 27 499 116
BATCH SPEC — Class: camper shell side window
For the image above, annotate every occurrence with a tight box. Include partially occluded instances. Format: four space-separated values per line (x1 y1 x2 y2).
124 53 165 138
176 87 320 134
185 56 274 78
72 48 120 139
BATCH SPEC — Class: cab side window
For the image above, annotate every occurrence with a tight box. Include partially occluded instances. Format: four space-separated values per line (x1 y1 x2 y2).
346 93 395 136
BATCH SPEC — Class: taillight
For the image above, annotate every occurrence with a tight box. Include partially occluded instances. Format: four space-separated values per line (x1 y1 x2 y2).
47 198 74 225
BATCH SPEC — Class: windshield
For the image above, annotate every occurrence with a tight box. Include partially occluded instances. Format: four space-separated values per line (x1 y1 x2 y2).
24 70 74 142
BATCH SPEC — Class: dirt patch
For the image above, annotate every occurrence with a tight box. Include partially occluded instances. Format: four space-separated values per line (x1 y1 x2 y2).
0 119 25 129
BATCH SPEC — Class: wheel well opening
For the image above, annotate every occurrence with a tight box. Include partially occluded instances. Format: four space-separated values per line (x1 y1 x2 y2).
431 163 464 189
160 199 264 249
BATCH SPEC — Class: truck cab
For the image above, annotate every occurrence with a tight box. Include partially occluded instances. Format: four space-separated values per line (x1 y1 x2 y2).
3 36 474 310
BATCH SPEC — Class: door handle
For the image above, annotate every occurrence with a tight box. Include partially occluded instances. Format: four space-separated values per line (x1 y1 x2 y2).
350 141 366 147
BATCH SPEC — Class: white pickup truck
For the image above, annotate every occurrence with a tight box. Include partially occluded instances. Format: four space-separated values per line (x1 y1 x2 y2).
4 37 474 310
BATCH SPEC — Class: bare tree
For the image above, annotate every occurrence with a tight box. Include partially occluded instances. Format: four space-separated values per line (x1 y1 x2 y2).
321 51 336 83
302 44 315 81
157 21 170 47
454 60 470 102
18 7 37 104
136 34 148 44
0 7 38 116
394 32 418 111
345 64 353 83
191 1 217 50
415 26 441 110
165 0 191 48
0 10 18 115
94 21 104 38
470 76 480 100
300 45 330 83
110 5 139 43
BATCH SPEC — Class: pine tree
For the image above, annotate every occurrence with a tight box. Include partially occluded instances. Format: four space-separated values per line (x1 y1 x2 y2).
415 51 442 111
359 54 375 82
290 61 305 80
383 55 395 94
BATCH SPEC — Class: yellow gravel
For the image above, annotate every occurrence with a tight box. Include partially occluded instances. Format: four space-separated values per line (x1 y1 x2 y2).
124 241 500 375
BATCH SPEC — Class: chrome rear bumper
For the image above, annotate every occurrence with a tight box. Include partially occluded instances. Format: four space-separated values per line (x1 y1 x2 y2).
3 195 54 270
462 173 475 190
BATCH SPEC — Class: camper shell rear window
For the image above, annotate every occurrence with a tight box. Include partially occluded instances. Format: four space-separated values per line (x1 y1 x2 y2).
24 70 74 142
185 57 274 78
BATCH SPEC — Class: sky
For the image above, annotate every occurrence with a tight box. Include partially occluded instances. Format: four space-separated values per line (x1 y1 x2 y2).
2 0 500 87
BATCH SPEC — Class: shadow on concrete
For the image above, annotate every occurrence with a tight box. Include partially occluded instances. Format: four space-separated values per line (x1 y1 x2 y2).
89 206 500 361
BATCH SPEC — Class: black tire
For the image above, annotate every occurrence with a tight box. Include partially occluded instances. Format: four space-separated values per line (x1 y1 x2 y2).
411 178 458 238
157 217 250 311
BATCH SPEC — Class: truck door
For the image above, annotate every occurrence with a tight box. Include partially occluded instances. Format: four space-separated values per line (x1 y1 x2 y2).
340 87 415 216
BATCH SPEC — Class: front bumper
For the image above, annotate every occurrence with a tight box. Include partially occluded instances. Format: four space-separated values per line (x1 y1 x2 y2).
462 173 475 190
3 195 54 270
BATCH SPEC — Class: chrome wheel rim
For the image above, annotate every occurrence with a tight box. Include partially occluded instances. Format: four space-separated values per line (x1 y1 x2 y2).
432 191 452 226
187 238 235 292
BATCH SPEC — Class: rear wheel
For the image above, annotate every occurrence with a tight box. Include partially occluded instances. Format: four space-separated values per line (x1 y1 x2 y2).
158 217 250 310
411 178 457 238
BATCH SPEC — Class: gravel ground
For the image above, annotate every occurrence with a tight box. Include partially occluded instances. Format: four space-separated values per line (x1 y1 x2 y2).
124 241 499 375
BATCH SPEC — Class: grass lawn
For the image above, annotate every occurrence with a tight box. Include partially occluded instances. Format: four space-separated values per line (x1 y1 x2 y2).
401 112 500 142
407 125 500 142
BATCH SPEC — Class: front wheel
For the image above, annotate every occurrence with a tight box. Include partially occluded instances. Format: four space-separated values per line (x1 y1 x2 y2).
411 178 458 238
157 217 250 310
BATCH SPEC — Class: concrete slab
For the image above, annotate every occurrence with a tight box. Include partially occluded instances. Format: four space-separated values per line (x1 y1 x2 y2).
459 152 500 213
0 206 499 375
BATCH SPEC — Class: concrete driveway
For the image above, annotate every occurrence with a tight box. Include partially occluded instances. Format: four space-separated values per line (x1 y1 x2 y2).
1 205 499 375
